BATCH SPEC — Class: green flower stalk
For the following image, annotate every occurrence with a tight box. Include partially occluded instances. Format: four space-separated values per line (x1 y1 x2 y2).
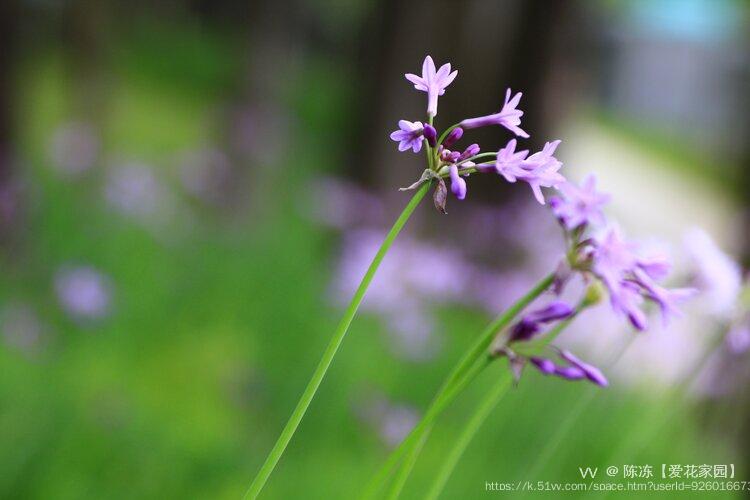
245 182 430 499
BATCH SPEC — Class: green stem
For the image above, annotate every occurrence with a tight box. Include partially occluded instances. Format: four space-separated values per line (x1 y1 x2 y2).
244 182 431 499
426 370 513 500
363 273 555 498
425 302 591 500
361 356 491 500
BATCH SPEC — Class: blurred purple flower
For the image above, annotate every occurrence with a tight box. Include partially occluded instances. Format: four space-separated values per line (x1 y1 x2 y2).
590 227 694 330
529 349 608 387
309 176 385 229
331 230 470 360
390 120 424 153
530 357 555 374
558 349 608 386
1 302 47 355
49 122 99 175
405 55 458 117
55 266 113 321
356 393 420 448
684 228 743 317
549 175 610 230
726 323 750 355
509 301 574 342
460 89 529 138
179 149 234 206
105 162 169 220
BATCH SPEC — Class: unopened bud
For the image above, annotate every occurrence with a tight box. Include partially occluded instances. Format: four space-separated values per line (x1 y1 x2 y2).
423 124 437 147
442 127 464 148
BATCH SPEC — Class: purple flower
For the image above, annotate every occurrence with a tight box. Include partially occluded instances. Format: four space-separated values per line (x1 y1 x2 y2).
530 357 555 374
591 227 638 295
549 175 610 230
442 127 464 148
440 148 461 164
495 139 565 204
553 366 587 381
590 227 694 331
390 120 424 153
460 89 529 138
449 165 467 200
458 143 480 162
631 267 696 326
405 55 458 117
529 351 607 386
521 141 565 204
423 124 437 147
726 323 750 354
559 350 609 386
494 139 529 181
55 266 113 321
509 301 574 342
684 228 743 317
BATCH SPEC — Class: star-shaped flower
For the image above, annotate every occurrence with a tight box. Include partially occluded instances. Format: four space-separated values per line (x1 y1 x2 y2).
405 56 458 117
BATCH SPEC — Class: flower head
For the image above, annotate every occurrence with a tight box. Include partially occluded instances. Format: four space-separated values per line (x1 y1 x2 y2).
390 120 424 153
460 89 529 138
589 227 694 330
549 175 610 230
405 56 458 117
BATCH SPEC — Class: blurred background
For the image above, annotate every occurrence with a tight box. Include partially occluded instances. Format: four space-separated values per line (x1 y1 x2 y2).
1 0 749 498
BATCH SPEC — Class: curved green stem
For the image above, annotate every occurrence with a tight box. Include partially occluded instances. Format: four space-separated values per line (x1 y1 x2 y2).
362 273 555 498
459 152 497 164
361 356 491 500
426 370 513 500
244 182 431 499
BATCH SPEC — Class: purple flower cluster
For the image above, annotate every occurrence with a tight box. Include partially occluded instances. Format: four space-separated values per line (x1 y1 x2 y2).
587 227 695 331
546 175 693 332
386 55 697 389
391 55 565 208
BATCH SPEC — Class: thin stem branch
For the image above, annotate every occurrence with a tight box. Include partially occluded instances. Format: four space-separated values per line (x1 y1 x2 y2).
244 182 431 499
361 356 492 500
362 273 555 498
426 369 513 500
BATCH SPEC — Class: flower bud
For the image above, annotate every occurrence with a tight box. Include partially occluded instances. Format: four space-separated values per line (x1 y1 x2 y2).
582 281 606 307
423 124 437 147
458 143 480 162
442 127 463 148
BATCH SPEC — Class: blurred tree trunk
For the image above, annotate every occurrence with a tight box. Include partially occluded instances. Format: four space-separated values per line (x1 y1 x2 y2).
0 0 20 244
61 0 111 127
